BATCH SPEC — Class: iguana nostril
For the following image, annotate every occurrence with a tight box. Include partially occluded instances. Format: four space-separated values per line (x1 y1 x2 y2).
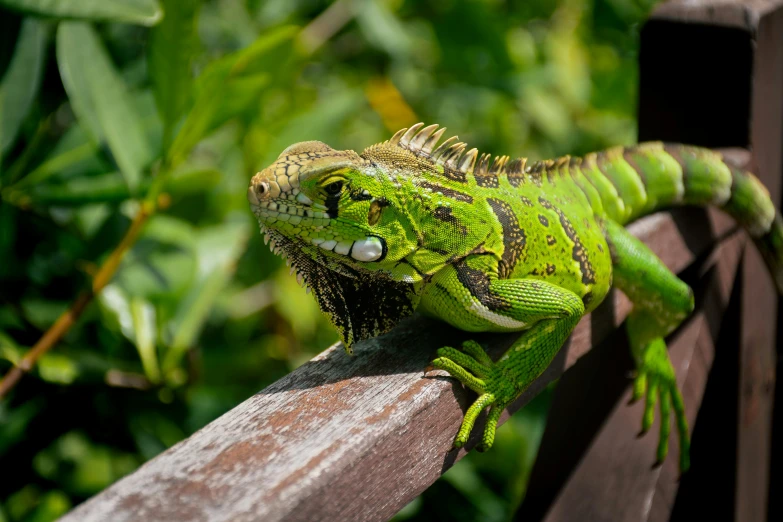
248 181 270 206
247 181 270 205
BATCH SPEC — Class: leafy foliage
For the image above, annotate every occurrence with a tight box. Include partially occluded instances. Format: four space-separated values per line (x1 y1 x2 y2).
0 0 657 520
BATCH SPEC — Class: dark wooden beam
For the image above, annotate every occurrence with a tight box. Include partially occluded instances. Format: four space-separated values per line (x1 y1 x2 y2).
57 205 738 522
516 234 744 522
636 1 781 519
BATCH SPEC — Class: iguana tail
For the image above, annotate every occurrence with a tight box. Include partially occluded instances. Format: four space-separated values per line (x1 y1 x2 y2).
573 142 783 294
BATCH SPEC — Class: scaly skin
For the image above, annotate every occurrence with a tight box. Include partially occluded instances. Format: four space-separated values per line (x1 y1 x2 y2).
248 123 783 472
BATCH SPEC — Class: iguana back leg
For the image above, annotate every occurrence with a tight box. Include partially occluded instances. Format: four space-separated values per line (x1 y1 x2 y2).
426 255 585 451
603 218 694 472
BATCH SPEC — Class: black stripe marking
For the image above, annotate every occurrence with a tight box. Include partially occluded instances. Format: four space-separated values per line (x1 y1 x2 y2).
453 260 509 312
528 162 544 187
325 193 341 217
488 198 527 279
433 206 468 236
475 171 500 188
582 291 593 307
506 158 527 187
539 196 596 285
538 215 549 227
441 166 467 183
419 181 474 203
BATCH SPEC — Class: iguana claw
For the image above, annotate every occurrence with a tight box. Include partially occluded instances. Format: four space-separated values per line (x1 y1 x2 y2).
431 340 516 452
631 338 690 472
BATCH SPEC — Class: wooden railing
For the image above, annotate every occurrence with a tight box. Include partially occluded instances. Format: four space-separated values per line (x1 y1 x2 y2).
59 1 782 521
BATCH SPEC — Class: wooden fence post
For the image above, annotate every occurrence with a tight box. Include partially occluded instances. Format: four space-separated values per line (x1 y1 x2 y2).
517 1 782 521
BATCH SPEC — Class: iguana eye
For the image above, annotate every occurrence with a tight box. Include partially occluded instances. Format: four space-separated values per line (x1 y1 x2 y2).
325 181 344 195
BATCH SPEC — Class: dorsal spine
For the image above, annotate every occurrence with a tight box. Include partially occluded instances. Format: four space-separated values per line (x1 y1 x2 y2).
386 122 525 183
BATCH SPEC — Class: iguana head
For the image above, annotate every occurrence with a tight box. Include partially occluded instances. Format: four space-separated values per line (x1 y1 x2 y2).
247 123 509 349
247 139 416 274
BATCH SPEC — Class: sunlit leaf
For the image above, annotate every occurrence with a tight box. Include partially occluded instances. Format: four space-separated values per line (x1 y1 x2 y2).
114 215 197 301
10 125 103 190
0 0 162 26
130 297 160 383
98 284 134 338
162 221 249 374
355 0 412 59
167 25 298 168
260 88 365 166
37 353 79 384
57 22 153 192
148 0 200 152
0 18 46 160
12 91 166 192
0 330 23 365
14 166 220 206
20 299 67 330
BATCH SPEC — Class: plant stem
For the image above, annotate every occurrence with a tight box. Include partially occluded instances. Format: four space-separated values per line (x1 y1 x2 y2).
0 200 155 399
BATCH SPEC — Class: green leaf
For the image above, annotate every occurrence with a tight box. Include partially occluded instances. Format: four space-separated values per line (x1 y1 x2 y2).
261 88 365 166
114 215 197 301
0 18 46 160
0 398 44 456
162 221 250 374
20 299 68 331
9 166 220 206
32 431 140 496
0 0 162 26
57 22 153 192
130 297 161 383
0 330 23 365
167 25 298 168
355 0 413 59
148 0 200 152
37 353 79 384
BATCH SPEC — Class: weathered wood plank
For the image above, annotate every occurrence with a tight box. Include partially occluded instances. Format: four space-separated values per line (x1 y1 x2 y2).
516 234 744 522
652 0 783 30
737 2 783 520
640 2 782 518
58 203 739 522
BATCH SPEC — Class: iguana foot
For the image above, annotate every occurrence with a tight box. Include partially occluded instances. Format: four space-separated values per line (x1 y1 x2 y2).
631 338 691 472
431 340 517 452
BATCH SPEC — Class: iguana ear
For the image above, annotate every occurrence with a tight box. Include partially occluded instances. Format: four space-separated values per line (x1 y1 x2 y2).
268 231 419 352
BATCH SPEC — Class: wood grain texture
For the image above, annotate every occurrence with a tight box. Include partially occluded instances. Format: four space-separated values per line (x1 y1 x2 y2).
736 3 783 520
58 204 740 522
517 234 744 522
652 0 783 30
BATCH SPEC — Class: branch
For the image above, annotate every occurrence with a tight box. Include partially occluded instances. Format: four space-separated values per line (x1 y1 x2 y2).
0 200 156 399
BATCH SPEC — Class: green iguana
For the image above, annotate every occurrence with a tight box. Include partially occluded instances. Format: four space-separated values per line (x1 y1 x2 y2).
247 123 783 471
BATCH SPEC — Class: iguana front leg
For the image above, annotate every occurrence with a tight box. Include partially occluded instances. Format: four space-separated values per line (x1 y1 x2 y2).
424 255 585 451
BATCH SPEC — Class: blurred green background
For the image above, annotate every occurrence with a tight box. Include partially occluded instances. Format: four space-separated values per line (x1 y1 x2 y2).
0 0 657 520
